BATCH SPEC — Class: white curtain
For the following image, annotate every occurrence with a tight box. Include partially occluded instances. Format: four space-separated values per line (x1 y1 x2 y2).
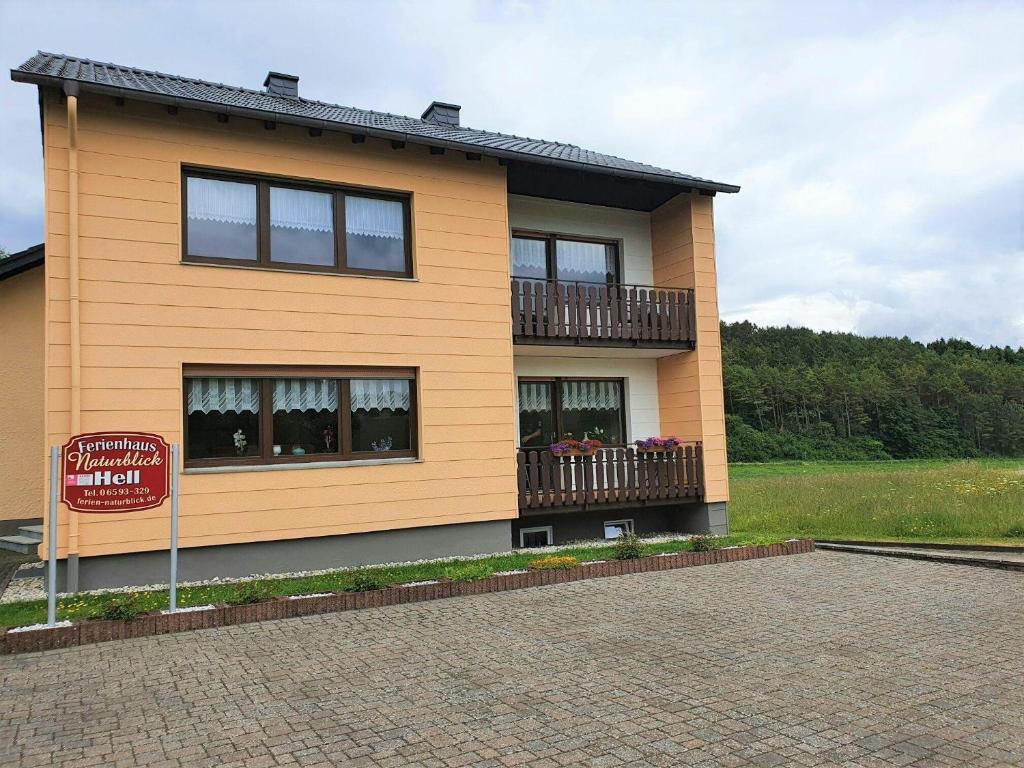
273 379 338 413
512 238 546 275
351 379 410 411
187 378 260 414
187 178 256 225
346 196 404 240
556 240 608 278
270 187 333 232
518 382 552 413
561 380 621 411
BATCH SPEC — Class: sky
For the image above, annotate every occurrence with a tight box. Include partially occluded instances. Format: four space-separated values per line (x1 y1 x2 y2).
1 0 1022 347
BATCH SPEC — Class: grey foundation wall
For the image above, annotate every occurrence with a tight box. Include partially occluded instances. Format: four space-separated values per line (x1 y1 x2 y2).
57 519 514 591
513 502 729 546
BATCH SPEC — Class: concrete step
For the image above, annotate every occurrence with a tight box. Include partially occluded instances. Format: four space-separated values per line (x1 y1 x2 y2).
0 536 40 555
17 525 43 543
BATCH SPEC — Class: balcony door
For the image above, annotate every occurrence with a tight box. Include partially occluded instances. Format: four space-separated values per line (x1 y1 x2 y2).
517 377 626 448
511 232 620 286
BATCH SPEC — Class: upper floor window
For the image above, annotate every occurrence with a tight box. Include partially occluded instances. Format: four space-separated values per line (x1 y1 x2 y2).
511 231 619 285
184 170 412 277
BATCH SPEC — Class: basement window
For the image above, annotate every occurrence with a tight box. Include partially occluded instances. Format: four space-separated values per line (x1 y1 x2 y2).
519 526 553 548
603 519 634 539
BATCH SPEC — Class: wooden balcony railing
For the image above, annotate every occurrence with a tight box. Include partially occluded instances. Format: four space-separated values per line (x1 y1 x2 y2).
517 444 704 513
511 278 696 348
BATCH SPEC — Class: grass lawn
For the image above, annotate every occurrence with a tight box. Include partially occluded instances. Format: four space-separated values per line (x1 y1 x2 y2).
729 457 1024 545
0 533 782 630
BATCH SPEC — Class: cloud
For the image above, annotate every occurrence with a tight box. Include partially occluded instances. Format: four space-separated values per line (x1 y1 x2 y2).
0 0 1021 346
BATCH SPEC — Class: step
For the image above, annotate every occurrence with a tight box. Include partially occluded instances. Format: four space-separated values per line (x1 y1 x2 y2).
0 536 40 555
17 525 43 543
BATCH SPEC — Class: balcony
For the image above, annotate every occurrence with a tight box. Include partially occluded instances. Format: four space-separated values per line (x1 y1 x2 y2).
516 444 704 515
511 279 696 350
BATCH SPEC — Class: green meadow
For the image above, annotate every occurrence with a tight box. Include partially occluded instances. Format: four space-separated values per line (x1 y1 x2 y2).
729 458 1024 545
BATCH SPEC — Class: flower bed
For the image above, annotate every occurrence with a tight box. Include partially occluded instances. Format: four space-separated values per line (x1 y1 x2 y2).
0 540 814 654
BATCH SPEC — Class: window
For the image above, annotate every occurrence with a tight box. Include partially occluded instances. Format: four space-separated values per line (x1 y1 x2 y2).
183 170 411 277
184 366 416 467
603 519 634 540
519 526 553 548
186 177 258 261
518 378 625 447
511 231 619 285
345 196 407 273
270 187 334 267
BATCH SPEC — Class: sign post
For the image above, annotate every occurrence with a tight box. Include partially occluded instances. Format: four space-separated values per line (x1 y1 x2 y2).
47 446 59 627
169 444 179 613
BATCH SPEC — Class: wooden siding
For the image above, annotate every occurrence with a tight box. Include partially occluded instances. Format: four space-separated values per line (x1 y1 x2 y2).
41 91 518 558
0 267 44 520
651 194 729 502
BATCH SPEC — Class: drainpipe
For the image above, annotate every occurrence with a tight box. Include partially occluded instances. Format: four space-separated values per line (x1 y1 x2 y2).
64 82 81 592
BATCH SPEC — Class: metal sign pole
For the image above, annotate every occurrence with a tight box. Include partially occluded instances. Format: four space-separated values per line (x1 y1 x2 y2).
169 443 179 613
47 446 59 627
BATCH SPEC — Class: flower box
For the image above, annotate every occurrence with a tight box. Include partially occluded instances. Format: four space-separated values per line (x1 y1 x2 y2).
549 438 603 457
634 437 683 453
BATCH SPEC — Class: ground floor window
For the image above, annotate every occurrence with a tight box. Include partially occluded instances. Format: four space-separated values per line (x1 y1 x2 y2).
184 365 416 467
519 526 553 548
603 519 634 539
518 377 625 447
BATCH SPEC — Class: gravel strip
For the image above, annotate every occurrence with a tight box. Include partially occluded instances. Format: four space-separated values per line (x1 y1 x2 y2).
0 531 699 604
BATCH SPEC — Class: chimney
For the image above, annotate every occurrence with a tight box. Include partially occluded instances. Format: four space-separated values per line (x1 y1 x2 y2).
421 101 461 127
263 71 299 98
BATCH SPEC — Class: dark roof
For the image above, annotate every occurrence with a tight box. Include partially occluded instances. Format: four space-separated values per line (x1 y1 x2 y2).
0 243 43 281
11 52 739 196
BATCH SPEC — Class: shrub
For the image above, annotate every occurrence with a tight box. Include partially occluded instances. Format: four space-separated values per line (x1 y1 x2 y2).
95 593 147 621
1005 524 1024 539
226 580 275 605
441 562 494 582
528 555 578 571
347 570 391 592
612 531 644 560
689 534 720 552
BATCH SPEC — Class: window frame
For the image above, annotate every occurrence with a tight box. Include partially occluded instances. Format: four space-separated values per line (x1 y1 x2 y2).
510 229 622 285
519 526 554 548
516 376 627 448
182 168 413 278
183 364 418 469
602 519 635 539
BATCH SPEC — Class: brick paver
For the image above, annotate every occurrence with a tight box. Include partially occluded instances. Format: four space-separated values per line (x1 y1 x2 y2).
1 551 1022 767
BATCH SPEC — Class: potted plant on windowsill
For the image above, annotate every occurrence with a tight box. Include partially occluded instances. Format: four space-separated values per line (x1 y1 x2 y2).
634 437 682 454
550 438 603 457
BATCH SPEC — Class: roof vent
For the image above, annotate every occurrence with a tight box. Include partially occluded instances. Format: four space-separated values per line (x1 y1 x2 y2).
421 101 461 127
263 71 299 98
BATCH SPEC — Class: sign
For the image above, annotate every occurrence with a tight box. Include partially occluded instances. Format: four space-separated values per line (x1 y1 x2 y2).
61 431 170 513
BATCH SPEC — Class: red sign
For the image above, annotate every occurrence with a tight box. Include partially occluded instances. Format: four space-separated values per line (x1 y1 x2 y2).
61 432 170 513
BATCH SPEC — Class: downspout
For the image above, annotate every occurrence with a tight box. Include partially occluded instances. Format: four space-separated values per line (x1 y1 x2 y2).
64 82 81 592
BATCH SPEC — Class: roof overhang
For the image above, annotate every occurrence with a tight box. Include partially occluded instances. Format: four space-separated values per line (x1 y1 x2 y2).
12 69 740 210
0 243 44 281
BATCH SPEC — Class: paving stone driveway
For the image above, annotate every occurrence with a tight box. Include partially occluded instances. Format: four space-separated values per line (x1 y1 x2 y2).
1 551 1022 767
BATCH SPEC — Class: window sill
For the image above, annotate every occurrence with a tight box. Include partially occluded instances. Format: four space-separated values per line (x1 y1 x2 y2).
180 260 418 282
184 456 422 475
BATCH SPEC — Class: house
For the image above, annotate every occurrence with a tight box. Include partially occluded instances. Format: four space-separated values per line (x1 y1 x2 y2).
4 52 738 591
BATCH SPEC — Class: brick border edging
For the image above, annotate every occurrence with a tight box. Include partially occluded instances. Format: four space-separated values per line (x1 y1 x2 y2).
815 542 1024 572
0 540 814 654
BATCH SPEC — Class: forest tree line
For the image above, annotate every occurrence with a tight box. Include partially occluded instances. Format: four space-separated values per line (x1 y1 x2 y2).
721 321 1024 461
